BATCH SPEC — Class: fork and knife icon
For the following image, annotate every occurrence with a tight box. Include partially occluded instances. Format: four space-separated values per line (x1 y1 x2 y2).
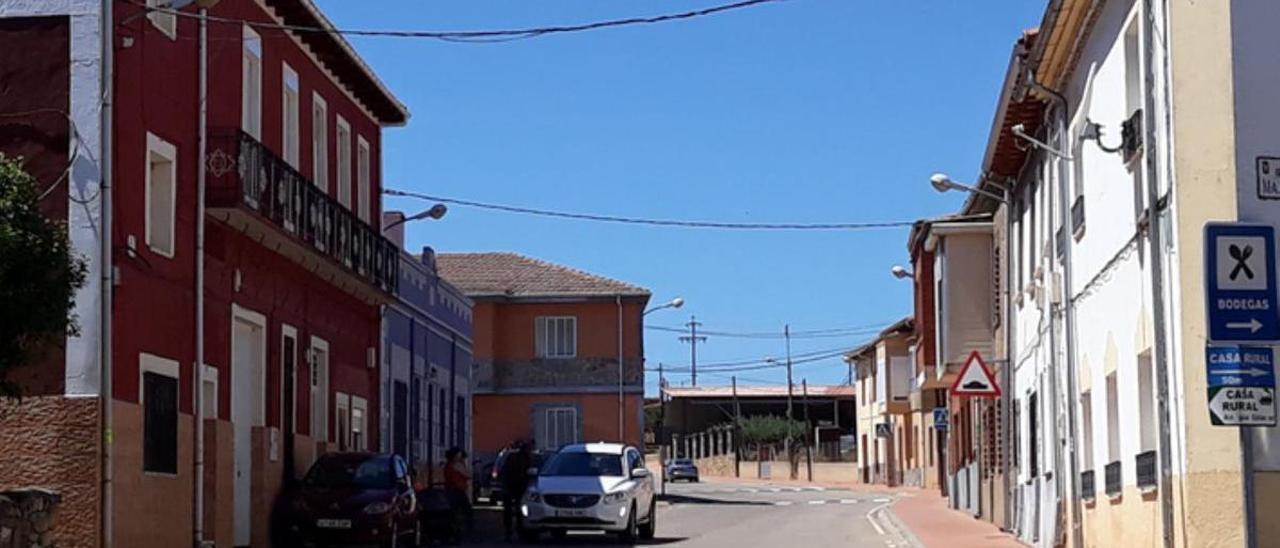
1230 244 1256 281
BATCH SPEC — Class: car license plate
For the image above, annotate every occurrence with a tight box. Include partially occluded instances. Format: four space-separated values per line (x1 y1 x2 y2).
316 519 352 529
556 509 588 518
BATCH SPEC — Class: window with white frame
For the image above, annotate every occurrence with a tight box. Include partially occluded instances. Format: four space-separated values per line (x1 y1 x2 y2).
535 316 577 358
336 116 352 208
1080 390 1094 472
351 396 368 451
241 26 262 140
310 337 329 442
312 93 328 191
282 63 300 168
335 392 351 451
146 0 177 39
537 406 579 451
357 136 371 222
146 132 177 258
1137 352 1156 453
202 365 218 420
1106 372 1120 464
140 353 180 474
281 325 298 433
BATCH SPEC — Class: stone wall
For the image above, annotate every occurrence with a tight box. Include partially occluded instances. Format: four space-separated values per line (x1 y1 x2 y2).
0 489 61 548
0 396 100 548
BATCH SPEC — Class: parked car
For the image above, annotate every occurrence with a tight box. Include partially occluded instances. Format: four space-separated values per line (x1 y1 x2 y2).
289 452 420 547
664 458 700 482
518 442 656 543
475 448 549 504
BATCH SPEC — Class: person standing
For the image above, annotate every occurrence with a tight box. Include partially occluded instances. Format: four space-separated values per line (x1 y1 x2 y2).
443 447 472 543
500 441 533 541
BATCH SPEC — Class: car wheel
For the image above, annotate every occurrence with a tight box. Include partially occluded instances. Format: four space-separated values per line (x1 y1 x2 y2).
638 499 656 540
617 502 638 544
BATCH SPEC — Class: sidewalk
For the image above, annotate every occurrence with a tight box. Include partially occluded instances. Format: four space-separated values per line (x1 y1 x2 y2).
890 491 1026 548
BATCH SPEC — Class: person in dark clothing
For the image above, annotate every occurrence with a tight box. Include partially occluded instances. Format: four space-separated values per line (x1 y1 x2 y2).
499 441 533 540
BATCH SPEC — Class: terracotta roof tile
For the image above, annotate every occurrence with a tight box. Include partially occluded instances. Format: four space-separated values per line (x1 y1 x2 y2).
435 252 650 299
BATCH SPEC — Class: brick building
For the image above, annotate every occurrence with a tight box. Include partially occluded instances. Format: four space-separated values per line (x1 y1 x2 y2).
435 252 651 461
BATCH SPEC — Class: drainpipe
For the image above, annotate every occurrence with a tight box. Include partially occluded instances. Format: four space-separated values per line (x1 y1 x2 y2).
1026 74 1083 548
99 0 115 545
617 296 625 442
193 7 209 547
1141 0 1176 545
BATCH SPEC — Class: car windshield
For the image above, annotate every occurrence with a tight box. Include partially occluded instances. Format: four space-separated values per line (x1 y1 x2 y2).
303 454 395 489
539 452 624 477
672 459 693 466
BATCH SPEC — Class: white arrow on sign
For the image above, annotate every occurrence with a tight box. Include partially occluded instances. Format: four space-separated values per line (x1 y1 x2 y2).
1213 368 1271 377
1226 319 1264 333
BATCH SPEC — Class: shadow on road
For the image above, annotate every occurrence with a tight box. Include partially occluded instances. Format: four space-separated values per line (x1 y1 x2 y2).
656 494 772 507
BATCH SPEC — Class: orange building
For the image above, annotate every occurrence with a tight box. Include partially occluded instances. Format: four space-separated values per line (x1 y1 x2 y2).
436 252 650 461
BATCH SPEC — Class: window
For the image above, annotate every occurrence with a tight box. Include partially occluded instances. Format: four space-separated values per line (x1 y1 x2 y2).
335 392 351 451
336 116 352 208
140 353 179 474
281 63 300 167
282 326 298 433
535 316 577 358
357 136 371 222
538 406 579 451
145 132 177 258
146 0 177 39
310 337 329 442
1106 372 1120 464
1028 392 1039 478
438 387 446 440
241 26 262 140
1138 352 1156 453
202 365 218 419
352 396 368 451
312 93 328 191
1081 391 1094 472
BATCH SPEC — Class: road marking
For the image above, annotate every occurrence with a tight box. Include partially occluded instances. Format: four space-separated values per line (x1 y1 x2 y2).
774 501 793 506
840 499 857 504
867 508 887 535
873 497 892 503
808 500 826 505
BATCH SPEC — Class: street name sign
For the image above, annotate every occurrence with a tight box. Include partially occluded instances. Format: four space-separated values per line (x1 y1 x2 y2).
950 351 1001 397
933 407 949 430
1204 223 1280 343
1206 345 1277 427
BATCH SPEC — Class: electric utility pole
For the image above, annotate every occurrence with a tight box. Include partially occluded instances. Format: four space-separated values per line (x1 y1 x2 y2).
785 324 796 478
679 316 707 387
802 378 813 482
732 376 742 478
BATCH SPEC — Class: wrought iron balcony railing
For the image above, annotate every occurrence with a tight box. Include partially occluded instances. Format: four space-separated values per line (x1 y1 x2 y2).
207 130 398 293
1080 469 1095 501
1105 460 1122 497
1135 450 1158 491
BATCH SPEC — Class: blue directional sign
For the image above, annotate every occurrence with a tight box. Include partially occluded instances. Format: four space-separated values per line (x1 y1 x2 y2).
1206 345 1276 389
1204 223 1280 343
932 407 949 430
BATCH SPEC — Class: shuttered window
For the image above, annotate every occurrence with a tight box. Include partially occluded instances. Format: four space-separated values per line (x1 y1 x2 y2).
537 407 579 451
535 316 577 358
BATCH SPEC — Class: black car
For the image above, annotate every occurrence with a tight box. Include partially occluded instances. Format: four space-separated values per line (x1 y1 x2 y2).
664 458 699 482
474 448 548 504
289 452 420 547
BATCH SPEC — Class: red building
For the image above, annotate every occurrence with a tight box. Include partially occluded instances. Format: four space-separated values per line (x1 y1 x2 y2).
435 252 651 461
1 1 407 546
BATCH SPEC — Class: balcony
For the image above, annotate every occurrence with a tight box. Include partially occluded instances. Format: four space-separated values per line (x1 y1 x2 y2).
206 130 398 302
1104 460 1122 498
1135 450 1158 492
1081 470 1096 502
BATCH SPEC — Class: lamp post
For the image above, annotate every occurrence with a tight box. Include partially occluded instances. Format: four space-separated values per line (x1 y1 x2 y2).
930 171 1012 528
642 298 683 492
382 203 448 232
627 297 683 444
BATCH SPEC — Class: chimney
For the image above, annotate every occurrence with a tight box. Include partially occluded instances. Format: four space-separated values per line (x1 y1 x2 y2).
420 246 437 271
383 211 406 250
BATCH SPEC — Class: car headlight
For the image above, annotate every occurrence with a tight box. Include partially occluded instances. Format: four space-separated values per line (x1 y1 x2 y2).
602 491 628 504
363 501 394 514
524 489 541 503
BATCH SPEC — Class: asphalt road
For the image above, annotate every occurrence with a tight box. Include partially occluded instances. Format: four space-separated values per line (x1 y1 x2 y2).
459 481 917 548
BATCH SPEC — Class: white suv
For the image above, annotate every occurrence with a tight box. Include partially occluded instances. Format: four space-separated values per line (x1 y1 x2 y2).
520 443 657 542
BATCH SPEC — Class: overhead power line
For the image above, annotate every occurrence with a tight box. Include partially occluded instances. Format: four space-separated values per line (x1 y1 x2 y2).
134 0 785 43
646 321 892 339
386 189 915 231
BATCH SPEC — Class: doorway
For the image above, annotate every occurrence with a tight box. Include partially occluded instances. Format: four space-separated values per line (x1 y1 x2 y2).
231 306 266 547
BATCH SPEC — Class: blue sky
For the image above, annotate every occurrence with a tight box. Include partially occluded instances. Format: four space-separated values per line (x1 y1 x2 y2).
317 0 1045 394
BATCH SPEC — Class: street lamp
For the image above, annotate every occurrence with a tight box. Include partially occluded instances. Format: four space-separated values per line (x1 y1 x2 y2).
644 297 685 316
930 173 1008 204
890 265 914 279
382 203 448 232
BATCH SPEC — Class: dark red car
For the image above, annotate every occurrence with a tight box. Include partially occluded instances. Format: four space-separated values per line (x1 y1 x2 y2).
289 452 420 547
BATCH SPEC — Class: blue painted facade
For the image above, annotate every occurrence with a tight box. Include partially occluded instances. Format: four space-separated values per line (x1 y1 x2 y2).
381 247 474 483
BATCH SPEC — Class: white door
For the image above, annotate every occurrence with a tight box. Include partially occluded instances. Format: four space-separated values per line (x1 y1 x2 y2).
232 315 264 546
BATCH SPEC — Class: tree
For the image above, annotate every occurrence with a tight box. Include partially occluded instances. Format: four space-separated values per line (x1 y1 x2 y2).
735 415 805 445
0 154 87 398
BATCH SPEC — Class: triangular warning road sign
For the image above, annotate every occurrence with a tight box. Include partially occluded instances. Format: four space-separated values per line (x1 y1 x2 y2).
950 351 1001 397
